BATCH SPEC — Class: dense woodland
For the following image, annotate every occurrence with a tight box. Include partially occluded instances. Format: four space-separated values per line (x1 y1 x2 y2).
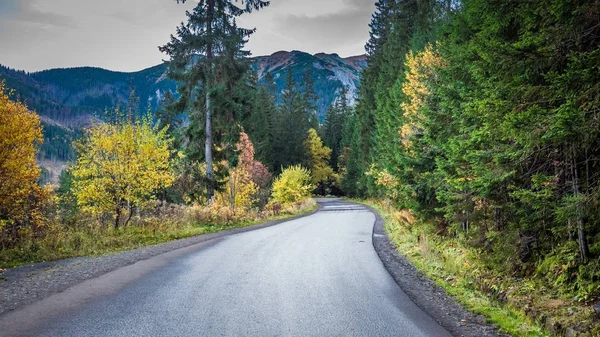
337 0 600 309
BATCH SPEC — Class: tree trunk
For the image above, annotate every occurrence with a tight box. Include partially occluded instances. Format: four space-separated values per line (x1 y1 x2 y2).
205 0 215 203
461 209 469 233
114 207 121 229
205 89 214 202
577 214 589 262
494 207 503 231
229 169 236 212
571 144 589 262
124 204 134 227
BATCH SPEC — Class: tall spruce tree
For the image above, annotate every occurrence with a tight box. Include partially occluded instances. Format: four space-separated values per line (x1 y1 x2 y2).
271 69 310 173
245 73 277 170
370 0 419 195
301 70 320 129
160 0 269 201
155 90 183 140
348 0 398 196
321 86 351 171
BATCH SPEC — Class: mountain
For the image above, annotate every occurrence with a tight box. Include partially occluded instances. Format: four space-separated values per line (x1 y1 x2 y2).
0 51 367 182
253 51 366 111
0 64 176 129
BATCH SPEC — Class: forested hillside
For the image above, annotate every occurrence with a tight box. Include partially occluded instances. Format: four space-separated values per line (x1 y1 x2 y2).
336 0 600 334
0 51 365 181
0 64 176 165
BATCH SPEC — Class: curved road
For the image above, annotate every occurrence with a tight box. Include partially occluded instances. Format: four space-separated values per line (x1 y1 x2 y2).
8 200 452 337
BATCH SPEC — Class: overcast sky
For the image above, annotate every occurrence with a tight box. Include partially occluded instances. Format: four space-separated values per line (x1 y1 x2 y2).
0 0 375 72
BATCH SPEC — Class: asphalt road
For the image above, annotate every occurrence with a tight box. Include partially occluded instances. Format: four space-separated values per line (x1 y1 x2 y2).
10 200 452 337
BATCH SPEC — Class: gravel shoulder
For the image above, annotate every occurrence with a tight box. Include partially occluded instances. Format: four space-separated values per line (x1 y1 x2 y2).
0 206 320 316
365 202 508 337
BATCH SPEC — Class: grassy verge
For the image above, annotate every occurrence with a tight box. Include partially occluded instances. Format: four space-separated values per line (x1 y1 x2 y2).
357 199 553 337
0 200 317 269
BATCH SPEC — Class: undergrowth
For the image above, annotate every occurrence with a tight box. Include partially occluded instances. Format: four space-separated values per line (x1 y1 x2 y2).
359 199 599 337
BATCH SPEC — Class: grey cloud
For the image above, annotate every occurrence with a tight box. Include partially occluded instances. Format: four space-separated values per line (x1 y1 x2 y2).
344 0 376 10
0 0 374 72
273 1 374 55
7 1 78 28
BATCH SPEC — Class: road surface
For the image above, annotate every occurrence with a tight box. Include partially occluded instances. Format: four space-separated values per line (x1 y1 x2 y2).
7 200 452 337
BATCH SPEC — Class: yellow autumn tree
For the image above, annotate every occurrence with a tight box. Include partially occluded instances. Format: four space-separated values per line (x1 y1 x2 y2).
304 128 334 190
400 44 444 153
365 164 401 200
0 82 47 241
72 115 174 228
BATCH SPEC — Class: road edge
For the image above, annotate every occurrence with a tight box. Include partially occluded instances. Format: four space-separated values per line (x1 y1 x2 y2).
0 201 323 316
359 202 507 337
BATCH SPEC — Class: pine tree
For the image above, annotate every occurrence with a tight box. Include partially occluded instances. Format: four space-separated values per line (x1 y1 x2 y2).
126 88 140 123
321 102 340 167
246 76 276 170
365 0 396 57
160 0 269 202
370 0 419 191
340 111 362 196
350 0 399 197
271 69 309 172
301 70 319 129
155 90 183 141
321 86 351 171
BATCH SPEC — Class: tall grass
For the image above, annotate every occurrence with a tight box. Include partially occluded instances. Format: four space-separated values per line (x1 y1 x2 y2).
0 199 316 269
361 199 551 337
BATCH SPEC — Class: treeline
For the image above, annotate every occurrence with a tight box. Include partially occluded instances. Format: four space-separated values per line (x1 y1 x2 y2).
155 0 353 200
340 0 600 301
39 123 78 162
0 59 176 128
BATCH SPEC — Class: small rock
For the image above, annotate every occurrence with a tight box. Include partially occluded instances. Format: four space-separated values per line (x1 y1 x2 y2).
564 327 577 337
544 317 553 331
544 316 562 333
0 268 4 273
593 301 600 315
567 308 574 315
